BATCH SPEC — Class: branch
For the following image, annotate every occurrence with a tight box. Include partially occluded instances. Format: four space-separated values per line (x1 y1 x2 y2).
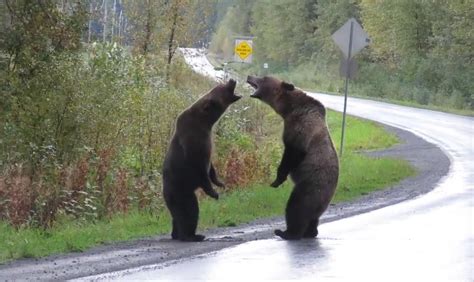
37 0 58 25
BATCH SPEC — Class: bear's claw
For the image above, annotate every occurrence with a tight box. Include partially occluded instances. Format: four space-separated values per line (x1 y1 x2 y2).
209 191 219 200
270 179 283 188
274 229 302 240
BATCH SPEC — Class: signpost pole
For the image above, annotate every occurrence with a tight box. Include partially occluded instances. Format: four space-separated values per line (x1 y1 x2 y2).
223 63 227 81
340 21 354 157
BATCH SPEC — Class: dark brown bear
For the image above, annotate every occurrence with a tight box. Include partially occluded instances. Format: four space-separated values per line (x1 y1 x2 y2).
162 79 241 242
247 75 339 240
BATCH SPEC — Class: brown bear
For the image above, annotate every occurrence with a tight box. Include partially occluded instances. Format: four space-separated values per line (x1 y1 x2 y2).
162 79 241 242
247 75 339 240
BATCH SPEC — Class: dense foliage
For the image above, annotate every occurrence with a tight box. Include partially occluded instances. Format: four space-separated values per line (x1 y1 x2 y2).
210 0 473 111
0 0 277 228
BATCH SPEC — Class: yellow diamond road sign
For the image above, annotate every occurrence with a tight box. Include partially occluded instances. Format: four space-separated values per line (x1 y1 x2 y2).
235 41 252 59
234 39 253 63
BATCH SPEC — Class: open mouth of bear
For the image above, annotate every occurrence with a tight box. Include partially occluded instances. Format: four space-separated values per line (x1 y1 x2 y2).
246 77 259 98
247 80 258 90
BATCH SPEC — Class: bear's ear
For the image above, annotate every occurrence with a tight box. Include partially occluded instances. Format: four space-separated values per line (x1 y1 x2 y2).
282 81 294 91
227 79 237 91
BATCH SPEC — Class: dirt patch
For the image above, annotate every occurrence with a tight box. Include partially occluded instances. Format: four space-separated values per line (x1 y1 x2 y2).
0 124 450 280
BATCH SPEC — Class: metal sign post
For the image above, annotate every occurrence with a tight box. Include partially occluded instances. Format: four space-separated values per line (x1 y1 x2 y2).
340 21 354 157
331 18 370 157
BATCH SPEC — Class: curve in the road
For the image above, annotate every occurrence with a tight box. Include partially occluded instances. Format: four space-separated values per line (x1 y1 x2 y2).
102 50 473 281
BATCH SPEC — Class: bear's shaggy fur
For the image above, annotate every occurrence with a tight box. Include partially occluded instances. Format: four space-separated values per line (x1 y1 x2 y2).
162 79 241 242
247 75 339 240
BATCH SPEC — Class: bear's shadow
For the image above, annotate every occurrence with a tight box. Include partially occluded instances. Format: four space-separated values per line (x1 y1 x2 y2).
281 239 329 269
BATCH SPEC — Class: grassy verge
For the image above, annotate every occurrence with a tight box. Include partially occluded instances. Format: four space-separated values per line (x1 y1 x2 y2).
0 212 169 261
0 108 415 264
201 152 414 228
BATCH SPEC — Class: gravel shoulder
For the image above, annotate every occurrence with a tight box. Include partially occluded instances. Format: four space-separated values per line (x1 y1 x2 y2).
0 123 450 280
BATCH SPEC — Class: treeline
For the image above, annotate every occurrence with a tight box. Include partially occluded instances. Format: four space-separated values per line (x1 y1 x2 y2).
0 0 274 228
210 0 473 111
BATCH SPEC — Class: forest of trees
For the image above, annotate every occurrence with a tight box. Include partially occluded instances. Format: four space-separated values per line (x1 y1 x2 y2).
210 0 473 111
0 0 472 228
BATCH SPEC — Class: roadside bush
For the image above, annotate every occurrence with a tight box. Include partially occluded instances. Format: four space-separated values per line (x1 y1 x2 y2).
0 43 278 228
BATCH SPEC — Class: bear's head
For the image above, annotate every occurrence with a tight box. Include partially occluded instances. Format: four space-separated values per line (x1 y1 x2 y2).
198 78 241 124
247 75 326 118
247 75 295 116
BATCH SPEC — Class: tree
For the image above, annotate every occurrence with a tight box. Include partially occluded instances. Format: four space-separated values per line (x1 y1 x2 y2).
122 0 162 56
360 0 431 67
162 0 215 65
0 0 88 170
308 0 360 64
124 0 215 82
2 0 87 76
429 0 473 62
250 0 319 69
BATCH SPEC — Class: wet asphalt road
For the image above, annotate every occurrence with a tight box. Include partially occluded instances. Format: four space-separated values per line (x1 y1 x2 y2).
98 90 473 279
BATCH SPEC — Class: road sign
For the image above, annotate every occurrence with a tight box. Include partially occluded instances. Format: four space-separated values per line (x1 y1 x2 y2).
234 39 253 63
332 18 370 59
331 18 370 157
263 63 268 69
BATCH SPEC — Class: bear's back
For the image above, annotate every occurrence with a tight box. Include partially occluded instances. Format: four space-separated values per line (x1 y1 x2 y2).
286 97 338 187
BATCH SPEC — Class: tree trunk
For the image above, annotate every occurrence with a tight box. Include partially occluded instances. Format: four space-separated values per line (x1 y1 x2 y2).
112 0 116 39
118 9 122 42
103 0 107 42
166 6 179 83
167 9 178 65
142 6 152 56
88 0 93 42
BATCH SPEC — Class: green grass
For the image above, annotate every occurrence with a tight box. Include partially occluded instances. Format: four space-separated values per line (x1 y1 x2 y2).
200 152 414 227
0 212 170 262
0 112 415 263
334 153 415 202
326 109 399 151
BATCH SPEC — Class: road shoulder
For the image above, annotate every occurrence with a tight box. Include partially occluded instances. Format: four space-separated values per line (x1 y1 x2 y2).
0 124 450 280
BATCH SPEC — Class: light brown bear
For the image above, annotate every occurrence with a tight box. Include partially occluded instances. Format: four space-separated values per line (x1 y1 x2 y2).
247 75 339 240
162 79 241 242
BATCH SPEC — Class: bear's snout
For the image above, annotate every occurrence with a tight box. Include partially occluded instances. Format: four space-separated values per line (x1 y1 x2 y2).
247 75 261 98
247 75 259 89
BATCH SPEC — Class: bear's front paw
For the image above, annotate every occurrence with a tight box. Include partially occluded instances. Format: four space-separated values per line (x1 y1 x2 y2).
209 191 219 200
274 229 285 237
214 180 225 188
270 178 284 188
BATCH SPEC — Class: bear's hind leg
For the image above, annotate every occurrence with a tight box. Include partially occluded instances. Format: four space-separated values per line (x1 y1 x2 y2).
176 193 205 242
303 218 319 238
171 219 179 240
275 187 309 240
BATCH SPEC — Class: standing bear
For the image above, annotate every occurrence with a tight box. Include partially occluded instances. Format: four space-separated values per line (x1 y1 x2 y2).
247 75 339 240
162 79 241 242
